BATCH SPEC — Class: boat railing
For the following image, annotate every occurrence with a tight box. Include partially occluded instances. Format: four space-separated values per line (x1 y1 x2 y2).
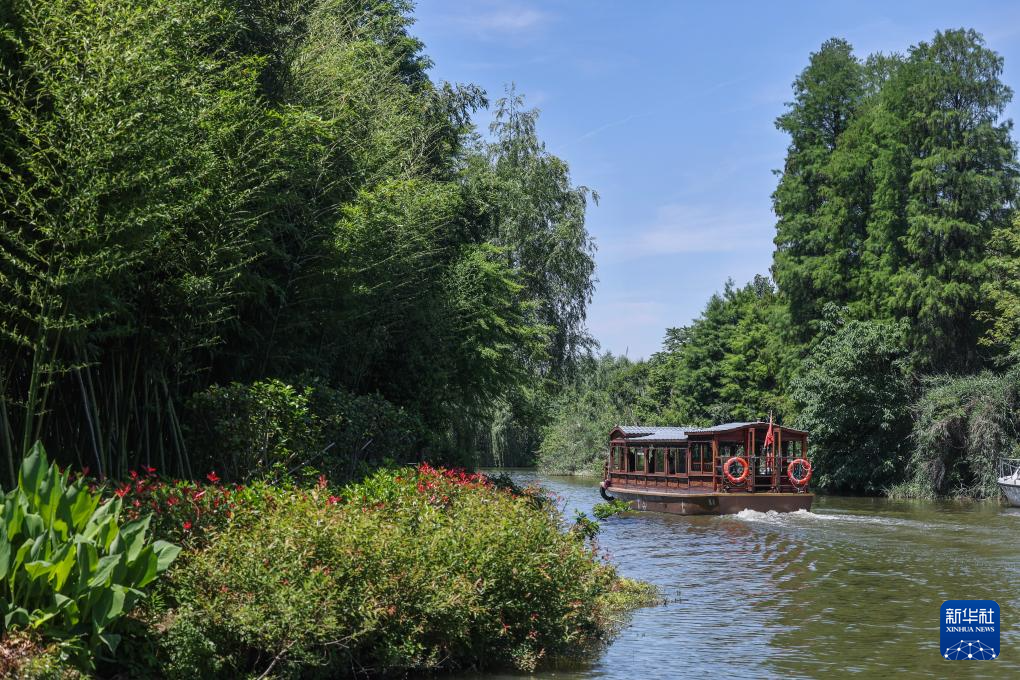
997 457 1020 482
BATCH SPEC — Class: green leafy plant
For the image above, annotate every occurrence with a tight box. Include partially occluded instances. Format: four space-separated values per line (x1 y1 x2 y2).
592 499 631 520
0 443 181 662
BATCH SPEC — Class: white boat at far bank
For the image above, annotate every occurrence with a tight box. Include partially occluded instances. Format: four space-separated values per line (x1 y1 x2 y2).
998 458 1020 506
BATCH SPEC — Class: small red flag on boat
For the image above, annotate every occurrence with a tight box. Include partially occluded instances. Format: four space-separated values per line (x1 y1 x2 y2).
764 413 775 469
764 414 774 448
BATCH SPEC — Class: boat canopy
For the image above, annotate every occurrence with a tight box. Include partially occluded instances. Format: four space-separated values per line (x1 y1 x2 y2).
611 422 807 443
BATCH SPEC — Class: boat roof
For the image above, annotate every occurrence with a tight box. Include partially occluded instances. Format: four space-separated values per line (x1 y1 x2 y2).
612 422 806 442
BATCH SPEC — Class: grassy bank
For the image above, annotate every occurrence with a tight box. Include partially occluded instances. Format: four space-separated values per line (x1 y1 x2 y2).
1 461 655 678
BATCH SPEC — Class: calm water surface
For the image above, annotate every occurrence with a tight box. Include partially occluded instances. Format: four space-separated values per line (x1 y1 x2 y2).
472 470 1020 679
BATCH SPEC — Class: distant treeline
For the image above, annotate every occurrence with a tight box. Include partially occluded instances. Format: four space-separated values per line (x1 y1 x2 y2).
541 30 1020 499
0 0 596 483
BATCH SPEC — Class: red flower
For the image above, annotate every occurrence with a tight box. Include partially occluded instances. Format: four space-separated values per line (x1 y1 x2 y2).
166 496 179 507
133 500 141 508
318 474 328 489
183 521 192 531
206 471 220 484
193 490 206 500
145 466 157 475
328 495 340 505
114 484 130 498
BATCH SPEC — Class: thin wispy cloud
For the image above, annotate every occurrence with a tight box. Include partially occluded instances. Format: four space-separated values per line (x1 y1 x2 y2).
567 77 749 148
603 203 774 262
438 3 553 40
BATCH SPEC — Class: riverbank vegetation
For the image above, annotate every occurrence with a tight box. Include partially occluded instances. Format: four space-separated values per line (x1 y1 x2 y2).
0 462 646 677
540 30 1020 500
0 0 656 674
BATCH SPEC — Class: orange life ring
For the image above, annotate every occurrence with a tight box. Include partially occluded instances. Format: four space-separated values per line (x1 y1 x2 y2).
788 458 812 486
723 457 750 485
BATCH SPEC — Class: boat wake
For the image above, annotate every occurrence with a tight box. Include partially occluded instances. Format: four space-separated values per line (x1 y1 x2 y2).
732 508 813 523
731 508 913 527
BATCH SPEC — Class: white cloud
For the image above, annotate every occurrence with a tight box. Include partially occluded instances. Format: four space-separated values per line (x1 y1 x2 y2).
602 203 774 262
441 3 552 39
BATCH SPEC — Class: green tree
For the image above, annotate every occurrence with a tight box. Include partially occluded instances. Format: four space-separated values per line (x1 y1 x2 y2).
791 312 914 494
865 29 1018 371
463 87 597 373
0 0 281 478
772 38 866 343
641 276 797 426
0 0 594 479
982 214 1020 355
538 353 649 475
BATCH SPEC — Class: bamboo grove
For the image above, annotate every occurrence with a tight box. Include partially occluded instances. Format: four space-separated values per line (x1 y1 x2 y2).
0 0 597 484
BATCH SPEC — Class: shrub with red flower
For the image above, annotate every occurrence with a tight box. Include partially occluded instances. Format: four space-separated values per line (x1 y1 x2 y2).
95 468 271 546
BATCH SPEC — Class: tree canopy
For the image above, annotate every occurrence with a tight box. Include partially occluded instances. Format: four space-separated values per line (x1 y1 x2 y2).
0 0 597 480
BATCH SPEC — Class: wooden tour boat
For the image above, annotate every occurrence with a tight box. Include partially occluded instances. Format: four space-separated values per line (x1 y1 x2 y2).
600 421 813 515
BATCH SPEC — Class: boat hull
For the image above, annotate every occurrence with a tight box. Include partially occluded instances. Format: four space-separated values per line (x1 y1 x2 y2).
604 484 813 515
998 480 1020 507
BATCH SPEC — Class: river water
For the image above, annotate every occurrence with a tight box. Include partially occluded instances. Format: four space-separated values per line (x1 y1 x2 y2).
476 470 1020 680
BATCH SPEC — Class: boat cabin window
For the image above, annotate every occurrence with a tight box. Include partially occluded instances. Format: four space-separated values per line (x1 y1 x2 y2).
667 448 686 474
653 448 665 474
719 442 744 459
782 439 804 458
634 449 646 473
611 446 623 470
690 442 712 473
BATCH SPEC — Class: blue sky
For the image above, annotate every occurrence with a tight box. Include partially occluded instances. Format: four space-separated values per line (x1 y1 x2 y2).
414 1 1020 360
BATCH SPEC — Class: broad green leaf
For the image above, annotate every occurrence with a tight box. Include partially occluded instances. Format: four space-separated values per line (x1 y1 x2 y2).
5 500 24 538
0 527 10 580
50 543 75 591
127 546 159 589
83 499 119 542
5 606 29 628
13 537 34 574
75 540 98 594
117 515 151 564
68 487 100 533
91 586 126 631
89 554 122 588
153 540 182 573
97 632 121 654
28 533 47 561
22 513 44 539
18 444 46 497
23 559 54 581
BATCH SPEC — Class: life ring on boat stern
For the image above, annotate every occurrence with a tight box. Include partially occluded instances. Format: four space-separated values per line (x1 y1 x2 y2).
788 458 812 486
723 457 750 485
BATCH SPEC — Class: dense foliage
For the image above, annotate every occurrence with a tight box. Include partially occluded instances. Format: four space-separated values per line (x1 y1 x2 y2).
0 0 595 482
537 354 648 475
894 369 1020 499
641 276 797 426
773 30 1019 371
790 314 913 494
139 466 634 678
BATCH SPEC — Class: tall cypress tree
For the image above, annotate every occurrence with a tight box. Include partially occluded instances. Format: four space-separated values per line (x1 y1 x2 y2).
868 29 1018 371
772 38 865 343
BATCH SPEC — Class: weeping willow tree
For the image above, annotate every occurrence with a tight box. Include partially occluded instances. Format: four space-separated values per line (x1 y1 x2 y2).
894 370 1020 499
1 0 596 482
